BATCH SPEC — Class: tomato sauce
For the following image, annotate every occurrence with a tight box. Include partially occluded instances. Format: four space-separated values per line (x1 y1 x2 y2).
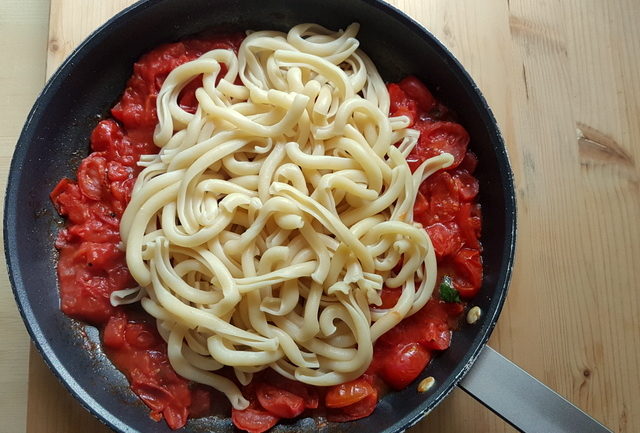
51 39 482 433
51 34 245 429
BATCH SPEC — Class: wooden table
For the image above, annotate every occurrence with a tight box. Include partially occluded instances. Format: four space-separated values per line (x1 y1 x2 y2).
0 0 638 432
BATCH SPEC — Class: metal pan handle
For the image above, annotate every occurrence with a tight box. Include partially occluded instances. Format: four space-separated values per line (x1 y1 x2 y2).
458 346 613 433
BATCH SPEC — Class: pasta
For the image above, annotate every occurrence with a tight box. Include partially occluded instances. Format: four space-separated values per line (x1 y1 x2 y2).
116 23 453 410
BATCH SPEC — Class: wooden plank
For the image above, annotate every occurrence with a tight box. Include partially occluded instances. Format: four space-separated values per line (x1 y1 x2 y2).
22 0 640 432
0 1 51 432
496 2 640 432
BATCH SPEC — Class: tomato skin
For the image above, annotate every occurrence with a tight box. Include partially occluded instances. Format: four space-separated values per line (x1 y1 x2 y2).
408 121 469 171
325 378 376 409
108 314 192 430
125 323 160 349
256 383 305 418
262 374 319 409
426 222 463 258
178 76 204 114
326 392 378 422
51 179 90 224
132 381 176 413
413 191 429 223
388 83 418 126
457 203 482 249
377 286 402 309
232 406 279 433
74 241 121 270
421 321 452 351
90 119 123 152
459 151 478 173
51 178 74 204
57 252 115 325
452 169 479 202
131 382 189 429
421 172 460 225
163 405 189 430
380 343 431 390
78 154 109 201
371 298 460 390
453 248 483 298
399 76 436 112
64 220 119 244
103 313 127 349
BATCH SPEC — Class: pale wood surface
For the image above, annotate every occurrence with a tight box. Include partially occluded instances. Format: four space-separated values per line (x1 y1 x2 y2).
0 1 50 433
0 0 637 432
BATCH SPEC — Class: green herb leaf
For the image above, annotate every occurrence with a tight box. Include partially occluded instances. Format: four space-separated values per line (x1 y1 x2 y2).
439 275 461 303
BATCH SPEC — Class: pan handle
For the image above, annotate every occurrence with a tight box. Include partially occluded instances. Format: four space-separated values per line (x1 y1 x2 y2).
457 346 613 433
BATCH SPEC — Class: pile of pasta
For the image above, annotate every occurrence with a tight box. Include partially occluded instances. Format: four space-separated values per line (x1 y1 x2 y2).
116 23 453 409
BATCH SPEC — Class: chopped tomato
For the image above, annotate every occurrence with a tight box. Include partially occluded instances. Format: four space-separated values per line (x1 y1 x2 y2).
443 301 466 316
125 323 160 349
457 203 482 249
51 179 90 224
408 121 469 171
132 382 189 429
421 321 452 351
103 313 127 349
261 373 319 409
107 313 192 430
90 119 123 152
413 191 429 224
452 169 479 201
377 286 402 309
57 251 114 325
256 382 305 418
398 76 436 112
163 405 189 430
459 151 478 173
426 222 463 258
106 160 132 182
73 241 121 270
232 406 279 433
78 154 109 201
372 296 460 391
326 392 378 422
325 378 376 408
381 343 431 390
388 83 417 126
64 219 120 244
453 248 483 298
132 381 177 413
420 172 460 224
178 75 204 114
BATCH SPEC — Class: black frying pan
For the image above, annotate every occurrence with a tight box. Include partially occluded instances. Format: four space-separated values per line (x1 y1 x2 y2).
3 1 611 432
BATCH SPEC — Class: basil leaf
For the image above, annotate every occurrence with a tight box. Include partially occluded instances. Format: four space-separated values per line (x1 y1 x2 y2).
439 275 461 303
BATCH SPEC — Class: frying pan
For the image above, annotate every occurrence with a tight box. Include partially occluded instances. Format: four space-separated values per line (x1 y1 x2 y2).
3 0 613 432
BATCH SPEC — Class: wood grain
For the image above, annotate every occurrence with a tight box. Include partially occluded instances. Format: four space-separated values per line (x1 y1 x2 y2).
7 0 639 432
0 1 50 433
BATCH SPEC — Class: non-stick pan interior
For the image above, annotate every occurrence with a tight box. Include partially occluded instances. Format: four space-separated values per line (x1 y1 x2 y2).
4 1 516 432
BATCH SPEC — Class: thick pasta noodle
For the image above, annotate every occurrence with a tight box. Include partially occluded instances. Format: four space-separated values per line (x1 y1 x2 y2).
118 22 451 410
52 23 483 432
